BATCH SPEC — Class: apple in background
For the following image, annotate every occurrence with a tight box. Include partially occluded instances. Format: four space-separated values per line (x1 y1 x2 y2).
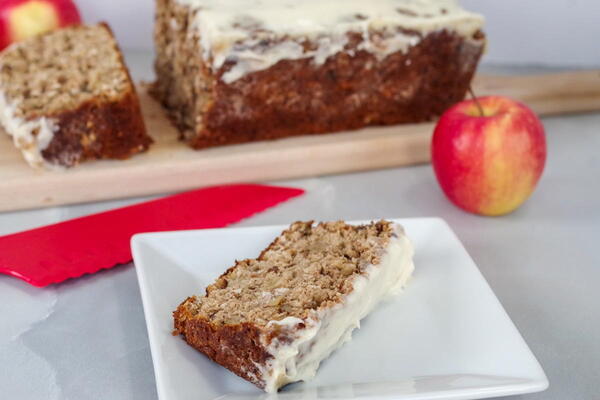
0 0 81 50
431 96 546 216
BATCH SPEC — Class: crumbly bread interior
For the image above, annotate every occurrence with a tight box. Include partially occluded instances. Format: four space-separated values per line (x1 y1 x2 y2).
0 24 131 118
153 0 215 141
187 221 395 326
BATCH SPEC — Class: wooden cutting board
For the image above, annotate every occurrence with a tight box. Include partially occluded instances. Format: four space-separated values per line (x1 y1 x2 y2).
1 70 599 212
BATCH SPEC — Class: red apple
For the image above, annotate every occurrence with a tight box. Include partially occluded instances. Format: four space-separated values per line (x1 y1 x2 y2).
432 96 546 216
0 0 81 50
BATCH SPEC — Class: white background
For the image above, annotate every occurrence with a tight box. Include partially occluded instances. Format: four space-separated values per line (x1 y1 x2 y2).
76 0 600 67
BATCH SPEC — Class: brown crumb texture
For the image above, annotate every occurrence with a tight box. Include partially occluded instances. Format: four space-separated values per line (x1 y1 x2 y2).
0 23 152 167
173 220 396 388
153 0 485 148
194 220 395 325
152 0 214 143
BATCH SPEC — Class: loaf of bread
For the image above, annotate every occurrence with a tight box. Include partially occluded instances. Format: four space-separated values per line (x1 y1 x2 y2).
174 220 415 392
0 23 152 169
154 0 485 149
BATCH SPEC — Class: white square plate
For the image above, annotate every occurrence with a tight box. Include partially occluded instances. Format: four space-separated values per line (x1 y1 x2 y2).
132 218 548 400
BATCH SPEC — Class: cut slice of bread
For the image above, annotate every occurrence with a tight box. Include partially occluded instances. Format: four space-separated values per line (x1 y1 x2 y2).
0 23 152 169
174 220 415 392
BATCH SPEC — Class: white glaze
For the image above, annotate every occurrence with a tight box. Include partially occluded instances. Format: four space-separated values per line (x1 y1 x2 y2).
257 224 415 393
175 0 484 82
0 90 59 169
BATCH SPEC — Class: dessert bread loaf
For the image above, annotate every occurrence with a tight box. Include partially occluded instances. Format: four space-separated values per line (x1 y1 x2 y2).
0 23 152 169
174 220 415 392
154 0 485 149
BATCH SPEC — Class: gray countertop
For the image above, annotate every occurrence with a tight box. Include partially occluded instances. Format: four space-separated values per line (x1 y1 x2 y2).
1 52 598 400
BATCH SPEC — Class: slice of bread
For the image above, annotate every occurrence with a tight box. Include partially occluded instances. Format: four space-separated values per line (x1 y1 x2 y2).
174 220 415 392
0 23 152 169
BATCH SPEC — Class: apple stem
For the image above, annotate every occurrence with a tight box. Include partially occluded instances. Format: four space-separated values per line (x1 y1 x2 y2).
468 86 485 117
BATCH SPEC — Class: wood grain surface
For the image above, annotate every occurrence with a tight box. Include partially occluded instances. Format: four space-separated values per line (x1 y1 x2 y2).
1 71 599 212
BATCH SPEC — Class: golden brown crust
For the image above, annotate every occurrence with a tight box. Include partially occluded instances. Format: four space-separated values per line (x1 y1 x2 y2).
41 89 151 166
174 299 271 388
190 31 483 149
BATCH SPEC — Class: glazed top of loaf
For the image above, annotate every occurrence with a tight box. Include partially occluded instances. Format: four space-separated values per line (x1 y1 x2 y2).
175 0 485 83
